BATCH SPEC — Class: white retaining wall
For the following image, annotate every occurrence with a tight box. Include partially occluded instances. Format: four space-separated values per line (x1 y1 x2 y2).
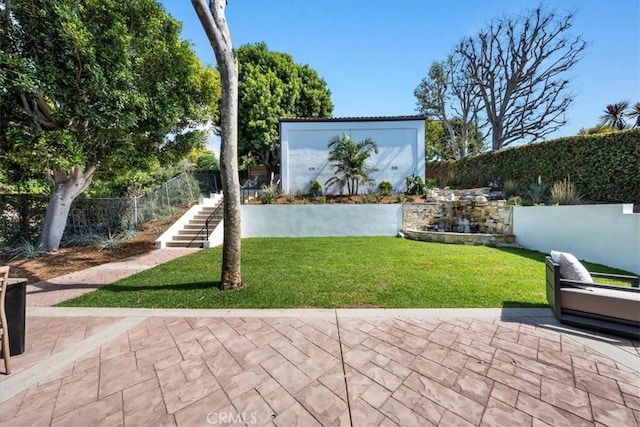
240 205 403 238
205 203 639 275
513 204 640 274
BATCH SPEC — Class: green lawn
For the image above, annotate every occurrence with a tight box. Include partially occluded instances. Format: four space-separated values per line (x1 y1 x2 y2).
58 237 632 309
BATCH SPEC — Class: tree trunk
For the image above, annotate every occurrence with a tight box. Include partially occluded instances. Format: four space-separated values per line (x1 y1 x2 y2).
192 0 242 290
492 123 503 151
37 165 95 252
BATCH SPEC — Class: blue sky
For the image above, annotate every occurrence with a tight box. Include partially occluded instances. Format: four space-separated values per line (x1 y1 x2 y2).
161 0 639 145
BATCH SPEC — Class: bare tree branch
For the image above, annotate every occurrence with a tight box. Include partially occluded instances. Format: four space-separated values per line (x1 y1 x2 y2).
457 7 587 150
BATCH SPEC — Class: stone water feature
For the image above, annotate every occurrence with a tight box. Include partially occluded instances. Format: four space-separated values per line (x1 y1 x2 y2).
402 187 516 246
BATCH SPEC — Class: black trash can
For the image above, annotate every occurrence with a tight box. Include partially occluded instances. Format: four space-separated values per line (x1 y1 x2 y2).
3 280 26 356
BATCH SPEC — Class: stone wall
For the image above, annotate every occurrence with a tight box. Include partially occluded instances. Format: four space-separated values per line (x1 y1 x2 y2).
402 229 516 246
403 200 513 235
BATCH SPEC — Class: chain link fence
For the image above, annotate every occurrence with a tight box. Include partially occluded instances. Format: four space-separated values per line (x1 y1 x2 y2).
0 172 221 246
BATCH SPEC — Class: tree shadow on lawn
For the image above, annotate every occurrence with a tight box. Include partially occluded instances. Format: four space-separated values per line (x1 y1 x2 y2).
98 281 226 292
492 246 547 263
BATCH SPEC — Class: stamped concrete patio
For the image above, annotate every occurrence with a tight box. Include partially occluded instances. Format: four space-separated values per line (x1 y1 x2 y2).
0 249 639 426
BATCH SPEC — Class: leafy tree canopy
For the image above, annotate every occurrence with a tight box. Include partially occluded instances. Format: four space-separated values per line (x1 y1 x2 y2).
0 0 221 251
236 42 333 179
0 0 221 189
425 119 484 160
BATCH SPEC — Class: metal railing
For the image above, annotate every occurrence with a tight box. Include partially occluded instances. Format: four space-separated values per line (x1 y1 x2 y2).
205 202 223 237
188 201 223 247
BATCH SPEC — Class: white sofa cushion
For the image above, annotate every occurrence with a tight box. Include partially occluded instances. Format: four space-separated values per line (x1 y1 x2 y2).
561 287 640 323
550 250 593 283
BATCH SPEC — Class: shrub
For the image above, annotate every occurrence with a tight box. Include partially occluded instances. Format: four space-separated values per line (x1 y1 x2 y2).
550 177 582 205
309 180 322 197
426 129 640 204
405 174 426 195
507 196 524 206
502 180 519 198
259 184 279 204
315 196 327 204
362 194 374 204
377 181 393 194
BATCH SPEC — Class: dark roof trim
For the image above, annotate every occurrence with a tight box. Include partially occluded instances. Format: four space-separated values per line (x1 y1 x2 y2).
279 114 427 123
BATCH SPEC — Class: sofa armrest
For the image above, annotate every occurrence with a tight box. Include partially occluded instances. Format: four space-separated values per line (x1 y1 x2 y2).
590 272 639 288
559 278 640 293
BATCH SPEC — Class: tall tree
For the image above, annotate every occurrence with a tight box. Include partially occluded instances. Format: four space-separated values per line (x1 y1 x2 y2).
424 119 483 160
0 0 220 251
192 0 242 290
237 42 333 182
599 101 629 130
456 6 587 150
415 56 483 159
325 134 378 196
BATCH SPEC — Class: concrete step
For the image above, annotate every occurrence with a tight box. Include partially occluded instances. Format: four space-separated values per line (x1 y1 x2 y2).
183 224 210 230
173 234 206 241
192 213 220 220
177 229 207 236
156 196 223 248
188 216 222 226
165 241 203 248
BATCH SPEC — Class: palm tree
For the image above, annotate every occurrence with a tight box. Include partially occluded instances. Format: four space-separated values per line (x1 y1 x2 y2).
626 102 640 128
325 134 378 195
599 101 629 130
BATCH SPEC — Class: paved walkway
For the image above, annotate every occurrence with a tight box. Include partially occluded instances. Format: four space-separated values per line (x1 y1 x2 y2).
1 249 639 426
24 249 199 307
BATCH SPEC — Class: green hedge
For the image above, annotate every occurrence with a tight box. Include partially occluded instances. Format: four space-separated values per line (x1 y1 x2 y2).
427 129 640 204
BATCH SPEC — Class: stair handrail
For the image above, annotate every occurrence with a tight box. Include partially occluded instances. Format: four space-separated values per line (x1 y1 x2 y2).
204 202 224 243
187 201 223 248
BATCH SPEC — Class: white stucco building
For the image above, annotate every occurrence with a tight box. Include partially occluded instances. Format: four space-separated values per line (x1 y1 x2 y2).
279 115 426 194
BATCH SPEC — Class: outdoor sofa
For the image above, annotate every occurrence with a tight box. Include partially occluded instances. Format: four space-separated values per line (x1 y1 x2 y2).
545 252 640 339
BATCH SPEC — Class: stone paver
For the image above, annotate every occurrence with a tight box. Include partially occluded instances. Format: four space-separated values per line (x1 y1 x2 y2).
1 251 639 426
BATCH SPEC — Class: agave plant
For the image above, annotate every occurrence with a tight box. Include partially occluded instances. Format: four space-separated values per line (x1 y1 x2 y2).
599 101 629 130
528 176 548 204
96 230 122 251
5 238 46 260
